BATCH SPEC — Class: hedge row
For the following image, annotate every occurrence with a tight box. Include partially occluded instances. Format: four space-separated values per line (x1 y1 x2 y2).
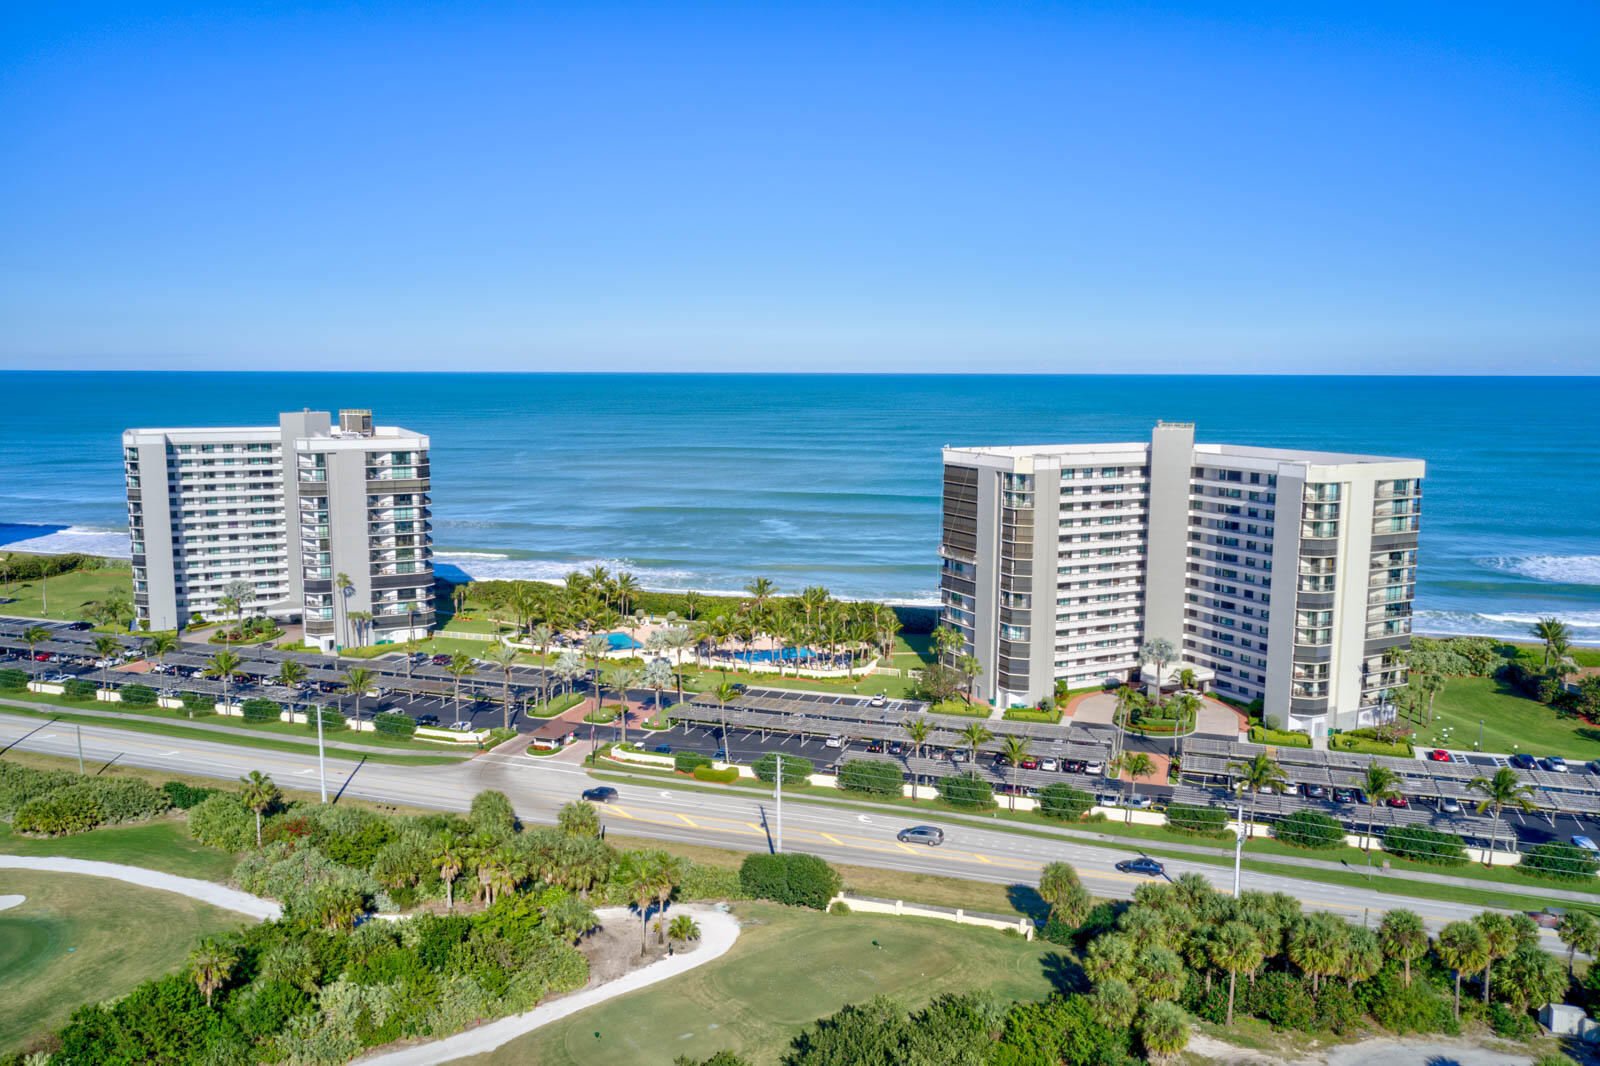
836 758 903 796
692 766 739 784
738 852 841 910
1382 825 1468 866
753 752 813 784
1273 810 1347 850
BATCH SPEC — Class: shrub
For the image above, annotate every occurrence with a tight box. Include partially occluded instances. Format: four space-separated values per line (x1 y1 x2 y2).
936 771 995 809
1248 725 1312 747
738 852 840 909
1273 810 1347 850
1522 841 1600 881
14 790 105 835
829 900 851 915
674 861 744 901
674 751 711 774
241 698 281 722
1382 825 1468 865
0 667 29 689
1037 783 1093 821
187 792 256 852
1488 1002 1537 1040
160 780 217 809
753 752 813 785
1166 803 1229 836
1357 961 1459 1035
305 706 348 732
373 712 416 737
120 682 157 705
692 766 739 784
0 763 79 819
63 678 98 702
182 690 216 715
1263 713 1284 730
469 790 517 836
836 759 904 796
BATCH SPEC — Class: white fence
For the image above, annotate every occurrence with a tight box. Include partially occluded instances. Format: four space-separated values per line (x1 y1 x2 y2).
830 894 1034 939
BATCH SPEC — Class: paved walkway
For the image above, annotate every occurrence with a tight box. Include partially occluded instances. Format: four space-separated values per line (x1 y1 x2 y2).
0 696 473 758
354 905 741 1065
0 855 281 920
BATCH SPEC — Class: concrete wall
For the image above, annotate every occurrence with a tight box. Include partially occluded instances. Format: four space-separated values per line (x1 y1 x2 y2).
1142 423 1194 652
829 894 1035 939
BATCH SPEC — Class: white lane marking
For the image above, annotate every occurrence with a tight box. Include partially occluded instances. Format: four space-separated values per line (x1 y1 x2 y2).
295 769 315 775
858 815 871 823
162 750 181 756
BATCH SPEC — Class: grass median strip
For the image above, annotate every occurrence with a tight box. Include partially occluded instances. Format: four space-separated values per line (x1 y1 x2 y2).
0 704 467 766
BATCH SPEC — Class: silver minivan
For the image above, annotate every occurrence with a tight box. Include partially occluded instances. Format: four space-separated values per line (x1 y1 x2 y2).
897 825 945 846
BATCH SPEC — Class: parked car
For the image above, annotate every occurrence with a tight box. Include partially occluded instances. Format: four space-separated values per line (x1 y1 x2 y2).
993 755 1013 768
868 693 887 708
1083 760 1105 775
1572 835 1600 855
652 744 672 754
1544 756 1570 773
888 742 904 756
948 749 966 763
1039 757 1059 772
1428 749 1451 762
416 714 440 727
865 740 884 753
824 735 843 749
1332 788 1358 804
1528 908 1567 929
713 748 728 761
581 787 618 803
1439 797 1462 813
1064 759 1085 774
68 621 94 631
1509 753 1537 769
1386 795 1409 808
896 825 945 846
1020 757 1039 770
431 654 452 666
1587 760 1600 776
449 720 473 732
1304 784 1327 800
1115 857 1165 877
1279 782 1300 796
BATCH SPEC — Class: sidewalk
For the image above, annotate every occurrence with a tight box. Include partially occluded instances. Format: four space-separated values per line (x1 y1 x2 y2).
0 697 473 759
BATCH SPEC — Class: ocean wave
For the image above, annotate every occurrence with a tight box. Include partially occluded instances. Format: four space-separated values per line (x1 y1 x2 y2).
1414 608 1600 645
431 551 512 560
1476 555 1600 586
0 525 131 559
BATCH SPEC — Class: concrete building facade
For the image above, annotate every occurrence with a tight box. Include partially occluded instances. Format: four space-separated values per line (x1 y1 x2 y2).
939 422 1424 737
123 409 435 653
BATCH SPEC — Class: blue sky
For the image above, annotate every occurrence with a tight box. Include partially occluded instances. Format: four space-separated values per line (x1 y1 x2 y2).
1 1 1596 373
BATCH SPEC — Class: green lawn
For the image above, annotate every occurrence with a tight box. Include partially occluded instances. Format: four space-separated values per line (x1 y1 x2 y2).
1416 674 1600 762
0 565 133 624
681 664 922 700
0 820 236 882
0 868 247 1053
464 902 1064 1066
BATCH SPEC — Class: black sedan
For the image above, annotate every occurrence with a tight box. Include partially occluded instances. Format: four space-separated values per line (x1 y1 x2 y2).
580 787 618 804
1509 753 1538 769
1115 857 1165 877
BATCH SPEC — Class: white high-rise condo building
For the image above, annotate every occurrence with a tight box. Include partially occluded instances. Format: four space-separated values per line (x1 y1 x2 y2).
939 422 1424 737
123 409 435 653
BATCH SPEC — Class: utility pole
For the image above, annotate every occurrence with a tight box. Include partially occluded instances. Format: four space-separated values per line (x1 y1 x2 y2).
1232 794 1245 896
315 701 327 803
75 724 84 774
775 754 784 854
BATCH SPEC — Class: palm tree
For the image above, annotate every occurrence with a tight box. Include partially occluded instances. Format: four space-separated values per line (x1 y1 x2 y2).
681 590 703 621
1357 761 1401 851
712 681 740 752
1000 735 1031 811
608 665 642 747
1557 910 1599 977
435 832 464 911
239 769 280 847
1473 912 1517 1006
92 634 121 693
144 631 178 689
488 642 520 730
1037 862 1092 928
643 658 672 721
555 650 584 702
446 652 476 718
1377 909 1429 987
662 626 694 703
744 577 777 612
342 667 374 725
1226 752 1287 839
618 853 659 956
187 937 236 1007
20 624 49 667
649 852 686 944
1467 767 1536 866
215 594 240 646
1209 921 1263 1025
1121 751 1155 810
334 572 354 650
1412 665 1445 724
668 913 701 942
958 653 982 707
1531 617 1573 668
1436 920 1488 1021
276 659 306 690
530 622 555 664
1138 637 1176 708
1288 913 1348 994
205 649 244 711
959 722 992 765
1138 1000 1188 1065
1342 926 1383 990
348 610 373 648
558 800 601 837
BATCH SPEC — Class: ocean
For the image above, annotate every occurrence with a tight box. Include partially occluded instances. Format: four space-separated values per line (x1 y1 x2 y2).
2 372 1597 643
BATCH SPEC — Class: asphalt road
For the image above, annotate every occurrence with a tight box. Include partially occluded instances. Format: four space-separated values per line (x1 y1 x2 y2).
0 711 1571 947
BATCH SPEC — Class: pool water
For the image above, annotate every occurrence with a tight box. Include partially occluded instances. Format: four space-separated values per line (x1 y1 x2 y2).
726 647 815 664
606 632 642 650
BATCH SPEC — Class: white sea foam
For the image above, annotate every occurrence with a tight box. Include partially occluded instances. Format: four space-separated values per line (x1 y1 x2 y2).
1477 555 1600 586
0 525 131 559
1414 608 1600 645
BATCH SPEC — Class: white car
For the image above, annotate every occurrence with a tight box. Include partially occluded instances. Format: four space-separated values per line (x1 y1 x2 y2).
1439 797 1462 814
1280 782 1300 796
868 693 887 708
1572 835 1600 855
1039 758 1059 772
1083 760 1105 775
824 735 843 748
449 720 474 732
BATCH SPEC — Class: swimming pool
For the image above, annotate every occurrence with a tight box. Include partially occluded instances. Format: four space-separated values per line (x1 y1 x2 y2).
725 647 815 664
605 632 642 650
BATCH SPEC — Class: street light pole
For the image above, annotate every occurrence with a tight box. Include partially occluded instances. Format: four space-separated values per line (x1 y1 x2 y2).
1232 794 1245 896
775 754 784 854
1478 719 1484 752
76 724 84 774
315 700 327 803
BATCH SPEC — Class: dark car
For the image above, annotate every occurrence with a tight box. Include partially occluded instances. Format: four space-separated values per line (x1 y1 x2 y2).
1115 857 1165 877
713 748 728 761
865 740 883 753
416 714 440 727
1331 788 1358 804
888 742 904 756
68 621 94 631
431 654 452 666
1303 784 1327 800
652 744 672 754
896 825 945 846
1509 753 1537 769
1064 759 1085 774
580 787 618 804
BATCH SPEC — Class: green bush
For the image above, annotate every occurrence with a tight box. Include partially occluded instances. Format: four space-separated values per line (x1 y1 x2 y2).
1487 1002 1537 1040
63 678 99 702
1382 825 1468 866
0 667 28 690
1522 841 1600 881
1037 783 1093 820
305 706 348 732
737 852 840 910
373 712 417 737
14 789 105 835
160 780 217 809
119 682 157 705
692 766 739 784
836 759 904 796
674 751 712 774
241 698 281 722
469 790 518 836
674 860 745 901
1273 810 1347 850
829 900 851 915
753 752 813 785
936 771 995 809
1248 725 1312 747
181 690 216 715
0 763 79 820
1166 803 1229 837
187 792 256 852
